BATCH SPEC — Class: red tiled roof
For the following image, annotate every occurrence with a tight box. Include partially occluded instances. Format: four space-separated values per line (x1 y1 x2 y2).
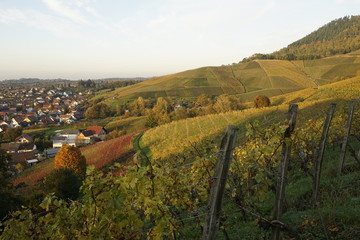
86 126 105 135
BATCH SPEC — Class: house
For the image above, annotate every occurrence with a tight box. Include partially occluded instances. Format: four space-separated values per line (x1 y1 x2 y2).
174 104 182 110
38 115 58 125
0 121 9 133
11 116 29 128
77 130 94 145
52 129 79 147
59 114 76 124
45 148 60 158
8 152 38 168
52 136 69 148
0 142 36 153
24 115 38 125
85 126 107 140
15 133 33 143
0 112 9 121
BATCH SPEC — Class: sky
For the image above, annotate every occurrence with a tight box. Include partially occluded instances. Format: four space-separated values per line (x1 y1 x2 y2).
0 0 359 80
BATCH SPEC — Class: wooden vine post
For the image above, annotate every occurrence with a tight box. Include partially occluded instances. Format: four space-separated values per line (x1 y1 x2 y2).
338 100 357 175
271 104 298 240
312 103 336 204
202 125 239 240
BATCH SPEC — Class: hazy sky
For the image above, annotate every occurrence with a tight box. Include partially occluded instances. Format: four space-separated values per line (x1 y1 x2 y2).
0 0 359 80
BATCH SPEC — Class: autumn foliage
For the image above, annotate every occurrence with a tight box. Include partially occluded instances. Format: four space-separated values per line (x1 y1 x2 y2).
55 145 86 177
254 95 271 108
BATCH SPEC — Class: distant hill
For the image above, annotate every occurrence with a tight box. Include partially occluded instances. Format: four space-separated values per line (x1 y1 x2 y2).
0 78 72 87
0 77 146 88
92 15 360 107
95 53 360 107
246 15 360 61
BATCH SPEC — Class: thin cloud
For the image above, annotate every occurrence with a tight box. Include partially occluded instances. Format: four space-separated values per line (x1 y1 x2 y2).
335 0 360 3
0 9 26 24
42 0 90 24
0 8 81 38
84 6 100 18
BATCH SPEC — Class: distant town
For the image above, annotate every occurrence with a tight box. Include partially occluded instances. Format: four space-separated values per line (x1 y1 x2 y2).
0 80 111 174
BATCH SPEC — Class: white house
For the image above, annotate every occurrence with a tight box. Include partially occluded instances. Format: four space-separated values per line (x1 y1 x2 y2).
52 129 79 147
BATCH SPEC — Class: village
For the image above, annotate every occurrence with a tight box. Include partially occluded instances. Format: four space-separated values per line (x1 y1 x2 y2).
0 84 107 174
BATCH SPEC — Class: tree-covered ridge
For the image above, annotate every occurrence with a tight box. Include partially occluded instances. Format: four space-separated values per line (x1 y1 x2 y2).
244 15 360 61
290 15 359 46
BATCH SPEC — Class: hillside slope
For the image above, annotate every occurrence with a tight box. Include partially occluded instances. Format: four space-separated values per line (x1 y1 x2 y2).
141 75 360 161
96 53 359 107
90 16 360 107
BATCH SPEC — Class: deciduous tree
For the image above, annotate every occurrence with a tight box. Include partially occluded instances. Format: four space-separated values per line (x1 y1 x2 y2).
55 145 86 177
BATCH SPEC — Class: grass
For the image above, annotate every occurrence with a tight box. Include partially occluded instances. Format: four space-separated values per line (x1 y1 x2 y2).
23 128 50 134
104 116 146 132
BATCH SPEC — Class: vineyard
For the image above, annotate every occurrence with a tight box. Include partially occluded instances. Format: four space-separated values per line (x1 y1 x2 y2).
2 88 359 239
141 76 360 162
2 76 360 239
92 51 360 108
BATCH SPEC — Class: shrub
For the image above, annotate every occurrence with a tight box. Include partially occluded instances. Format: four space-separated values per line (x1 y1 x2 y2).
43 168 81 200
254 95 271 108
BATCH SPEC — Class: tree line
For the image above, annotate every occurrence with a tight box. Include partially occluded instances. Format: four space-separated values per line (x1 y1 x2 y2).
242 15 360 62
85 94 271 128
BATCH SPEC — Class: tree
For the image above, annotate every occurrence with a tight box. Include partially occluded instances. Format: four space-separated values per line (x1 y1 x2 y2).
0 149 21 219
85 103 113 119
196 94 211 107
0 149 11 174
55 145 86 177
254 95 271 108
145 109 158 128
156 97 171 113
3 127 22 141
129 97 146 116
213 94 242 113
43 168 82 200
170 107 188 121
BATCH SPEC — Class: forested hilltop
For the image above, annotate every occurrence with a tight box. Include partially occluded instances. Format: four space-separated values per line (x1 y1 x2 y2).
245 15 360 61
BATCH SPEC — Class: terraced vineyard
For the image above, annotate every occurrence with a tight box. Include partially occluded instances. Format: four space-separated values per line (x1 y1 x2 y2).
142 75 360 161
94 53 360 108
142 106 288 160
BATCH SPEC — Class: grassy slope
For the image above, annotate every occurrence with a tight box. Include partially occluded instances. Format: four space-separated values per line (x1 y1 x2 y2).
94 54 359 107
13 132 140 185
104 116 146 132
142 75 360 161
